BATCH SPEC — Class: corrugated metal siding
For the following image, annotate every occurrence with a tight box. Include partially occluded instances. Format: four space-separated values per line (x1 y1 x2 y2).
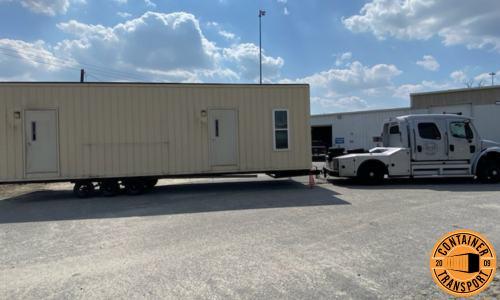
411 86 500 109
311 108 410 150
410 88 500 143
0 83 310 182
472 104 500 142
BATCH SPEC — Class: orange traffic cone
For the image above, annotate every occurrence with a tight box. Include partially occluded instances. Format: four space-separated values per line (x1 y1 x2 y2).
309 172 315 189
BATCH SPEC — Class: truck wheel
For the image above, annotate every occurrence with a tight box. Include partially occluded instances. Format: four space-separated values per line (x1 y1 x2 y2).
124 179 145 196
144 178 158 188
73 181 95 198
357 163 384 185
477 160 500 183
100 180 120 197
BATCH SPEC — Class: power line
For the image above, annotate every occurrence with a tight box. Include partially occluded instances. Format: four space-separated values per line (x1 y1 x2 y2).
0 41 157 81
85 73 103 82
0 41 160 82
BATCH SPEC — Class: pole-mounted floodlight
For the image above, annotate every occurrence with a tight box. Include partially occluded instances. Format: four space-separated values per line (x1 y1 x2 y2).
489 72 496 86
259 10 266 84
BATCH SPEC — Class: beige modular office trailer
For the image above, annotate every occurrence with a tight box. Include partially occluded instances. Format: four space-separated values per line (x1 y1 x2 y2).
0 82 311 197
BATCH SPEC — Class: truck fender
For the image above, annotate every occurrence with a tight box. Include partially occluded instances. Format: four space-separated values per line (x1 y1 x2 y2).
471 147 500 174
357 159 389 175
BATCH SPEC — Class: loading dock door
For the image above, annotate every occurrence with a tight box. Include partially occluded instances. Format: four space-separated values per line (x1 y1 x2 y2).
25 110 58 174
311 125 333 149
209 109 237 166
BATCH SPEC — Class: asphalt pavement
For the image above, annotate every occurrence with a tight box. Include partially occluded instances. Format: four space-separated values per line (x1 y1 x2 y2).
0 169 499 299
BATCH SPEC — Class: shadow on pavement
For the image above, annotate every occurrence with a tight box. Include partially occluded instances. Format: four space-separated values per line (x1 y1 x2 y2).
0 179 348 224
325 176 500 192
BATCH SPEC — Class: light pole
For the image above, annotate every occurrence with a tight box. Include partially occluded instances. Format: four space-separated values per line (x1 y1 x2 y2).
259 10 265 84
489 72 496 86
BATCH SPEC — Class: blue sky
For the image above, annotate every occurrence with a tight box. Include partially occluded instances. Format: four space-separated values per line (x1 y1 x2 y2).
0 0 499 114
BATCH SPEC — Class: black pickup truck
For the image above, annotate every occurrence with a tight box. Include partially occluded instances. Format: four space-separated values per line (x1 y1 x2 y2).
312 140 327 158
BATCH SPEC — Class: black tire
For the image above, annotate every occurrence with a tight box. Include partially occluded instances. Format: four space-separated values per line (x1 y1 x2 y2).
73 181 95 198
100 180 120 197
144 178 158 188
124 178 146 196
357 163 384 185
477 160 500 183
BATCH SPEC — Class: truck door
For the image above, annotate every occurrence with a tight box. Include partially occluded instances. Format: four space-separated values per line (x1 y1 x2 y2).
447 120 479 161
412 120 447 161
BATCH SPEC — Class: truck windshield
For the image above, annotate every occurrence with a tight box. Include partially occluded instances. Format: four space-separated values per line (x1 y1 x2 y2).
450 122 473 139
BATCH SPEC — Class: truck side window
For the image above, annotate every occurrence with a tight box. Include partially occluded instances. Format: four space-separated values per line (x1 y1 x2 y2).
389 125 399 134
450 122 473 139
418 123 441 140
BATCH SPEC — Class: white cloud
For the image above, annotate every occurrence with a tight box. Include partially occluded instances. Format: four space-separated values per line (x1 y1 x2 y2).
145 0 155 8
223 43 284 81
312 96 373 112
450 70 468 84
343 0 500 51
0 0 77 15
416 55 439 71
0 39 76 80
393 81 454 99
277 0 287 3
284 8 289 15
334 52 352 66
297 61 402 96
205 22 240 41
111 0 126 3
219 30 238 41
55 12 219 73
0 12 284 84
117 12 132 18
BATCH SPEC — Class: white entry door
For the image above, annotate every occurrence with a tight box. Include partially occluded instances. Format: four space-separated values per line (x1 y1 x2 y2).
209 109 237 166
25 110 58 174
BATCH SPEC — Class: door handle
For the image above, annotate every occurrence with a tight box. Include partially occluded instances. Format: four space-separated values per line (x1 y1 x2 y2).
450 145 455 152
417 145 422 152
470 145 476 153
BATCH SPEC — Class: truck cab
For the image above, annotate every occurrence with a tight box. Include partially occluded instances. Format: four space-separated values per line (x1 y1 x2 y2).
324 114 500 184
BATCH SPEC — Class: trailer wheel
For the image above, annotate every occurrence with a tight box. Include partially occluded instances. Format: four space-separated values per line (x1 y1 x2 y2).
357 163 384 185
73 181 95 198
144 178 158 188
477 160 500 183
124 179 146 196
100 180 120 197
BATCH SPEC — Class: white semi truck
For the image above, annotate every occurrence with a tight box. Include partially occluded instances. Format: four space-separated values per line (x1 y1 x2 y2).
323 114 500 184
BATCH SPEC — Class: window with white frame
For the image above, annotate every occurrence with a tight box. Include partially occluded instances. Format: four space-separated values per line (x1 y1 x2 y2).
273 109 289 150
